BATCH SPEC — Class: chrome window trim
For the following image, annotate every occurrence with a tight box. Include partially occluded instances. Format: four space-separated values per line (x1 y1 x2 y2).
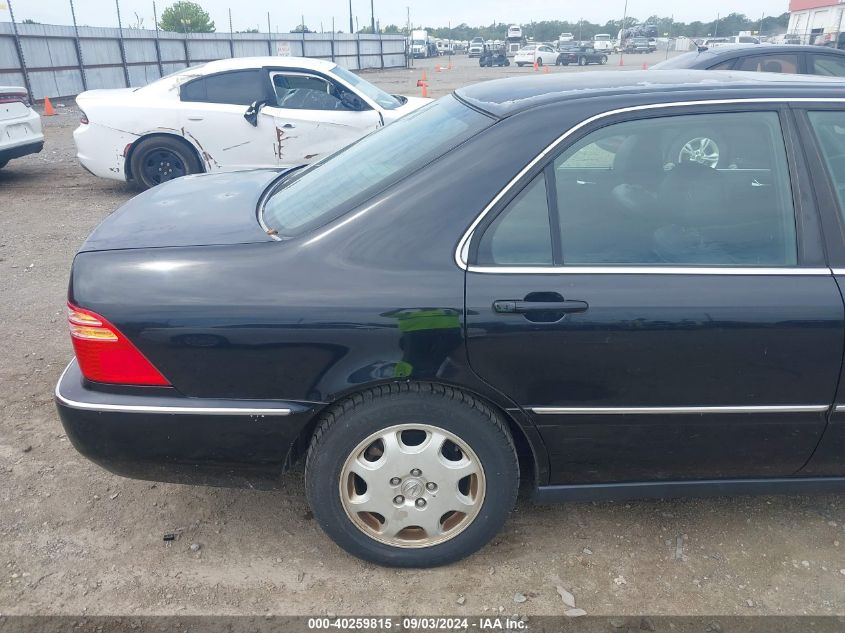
468 266 831 276
832 269 845 276
834 405 845 413
532 405 830 415
455 96 845 272
55 363 292 416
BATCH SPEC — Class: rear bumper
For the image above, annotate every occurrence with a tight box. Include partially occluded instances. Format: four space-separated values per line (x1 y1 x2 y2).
0 139 43 162
73 123 134 181
55 360 318 489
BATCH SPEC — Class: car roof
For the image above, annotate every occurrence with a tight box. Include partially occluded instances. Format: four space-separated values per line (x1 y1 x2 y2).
703 44 845 57
194 56 337 75
455 69 845 118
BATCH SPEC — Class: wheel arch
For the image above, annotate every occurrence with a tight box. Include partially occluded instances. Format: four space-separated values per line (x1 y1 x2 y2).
284 379 547 489
124 132 206 182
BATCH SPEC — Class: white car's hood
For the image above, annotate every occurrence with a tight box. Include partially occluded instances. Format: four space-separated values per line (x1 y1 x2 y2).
383 95 431 123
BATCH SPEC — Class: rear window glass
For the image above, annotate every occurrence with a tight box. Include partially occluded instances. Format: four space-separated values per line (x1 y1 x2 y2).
651 51 716 70
262 95 491 237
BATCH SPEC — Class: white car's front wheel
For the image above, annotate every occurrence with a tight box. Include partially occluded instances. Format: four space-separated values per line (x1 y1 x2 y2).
130 136 203 190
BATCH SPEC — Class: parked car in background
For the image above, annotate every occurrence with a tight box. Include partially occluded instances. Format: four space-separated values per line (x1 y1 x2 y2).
593 34 614 52
468 41 485 58
557 46 609 66
73 57 429 189
0 87 43 170
625 37 652 54
58 70 845 568
514 44 557 67
652 45 845 77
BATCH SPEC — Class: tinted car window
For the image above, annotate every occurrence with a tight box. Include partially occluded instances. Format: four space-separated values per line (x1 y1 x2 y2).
710 59 735 70
811 55 845 76
734 54 799 73
263 96 490 236
552 112 797 266
807 111 845 217
180 70 267 106
476 174 552 265
271 73 344 110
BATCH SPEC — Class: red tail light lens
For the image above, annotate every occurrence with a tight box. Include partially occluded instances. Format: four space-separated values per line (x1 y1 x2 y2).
79 110 89 124
0 92 27 105
67 303 170 386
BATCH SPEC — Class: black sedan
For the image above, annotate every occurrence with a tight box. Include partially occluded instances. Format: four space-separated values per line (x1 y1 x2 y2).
57 70 845 568
556 46 608 66
652 44 845 76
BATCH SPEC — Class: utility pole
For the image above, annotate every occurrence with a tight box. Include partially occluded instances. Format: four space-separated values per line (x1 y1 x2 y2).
370 0 375 34
619 0 628 67
713 13 720 37
758 13 765 38
349 0 354 33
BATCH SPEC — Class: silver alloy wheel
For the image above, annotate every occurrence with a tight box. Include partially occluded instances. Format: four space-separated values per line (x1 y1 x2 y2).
679 137 720 168
339 423 486 548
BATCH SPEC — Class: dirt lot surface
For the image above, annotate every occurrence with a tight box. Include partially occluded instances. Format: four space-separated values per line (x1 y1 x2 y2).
1 53 844 617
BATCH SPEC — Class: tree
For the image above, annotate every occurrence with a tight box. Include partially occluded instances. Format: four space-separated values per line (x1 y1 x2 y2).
159 1 215 33
290 24 311 33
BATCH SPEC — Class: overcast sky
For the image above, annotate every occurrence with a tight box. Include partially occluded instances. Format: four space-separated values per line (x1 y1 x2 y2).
8 0 789 32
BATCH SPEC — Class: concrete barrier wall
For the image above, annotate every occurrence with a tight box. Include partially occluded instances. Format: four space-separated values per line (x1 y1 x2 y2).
0 22 408 100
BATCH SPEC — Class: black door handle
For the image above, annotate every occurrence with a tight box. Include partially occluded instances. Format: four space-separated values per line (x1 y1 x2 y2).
493 299 588 314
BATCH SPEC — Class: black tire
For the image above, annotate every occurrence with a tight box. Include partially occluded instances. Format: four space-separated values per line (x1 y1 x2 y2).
578 56 587 66
601 55 608 64
129 135 203 190
305 383 519 568
516 62 524 67
536 58 543 67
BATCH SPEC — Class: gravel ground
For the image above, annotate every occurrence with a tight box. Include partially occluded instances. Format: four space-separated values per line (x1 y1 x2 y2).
1 53 844 617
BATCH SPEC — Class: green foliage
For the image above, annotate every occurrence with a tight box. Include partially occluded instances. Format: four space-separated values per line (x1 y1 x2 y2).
418 13 789 41
158 1 215 33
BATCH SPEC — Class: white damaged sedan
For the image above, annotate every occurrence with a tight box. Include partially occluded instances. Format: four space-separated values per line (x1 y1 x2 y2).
74 57 430 188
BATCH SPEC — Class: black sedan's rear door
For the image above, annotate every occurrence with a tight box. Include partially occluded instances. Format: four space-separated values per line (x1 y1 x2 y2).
464 104 843 485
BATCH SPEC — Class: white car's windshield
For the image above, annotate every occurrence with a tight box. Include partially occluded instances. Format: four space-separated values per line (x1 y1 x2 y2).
331 65 402 110
263 96 491 237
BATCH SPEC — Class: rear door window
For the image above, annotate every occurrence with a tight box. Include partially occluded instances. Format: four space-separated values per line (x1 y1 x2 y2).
181 70 268 106
807 110 845 217
811 55 845 77
734 54 799 74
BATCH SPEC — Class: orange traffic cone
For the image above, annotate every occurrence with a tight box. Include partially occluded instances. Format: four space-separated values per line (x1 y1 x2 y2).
43 96 56 116
435 64 441 73
421 70 427 82
533 59 539 72
416 74 429 98
618 56 625 66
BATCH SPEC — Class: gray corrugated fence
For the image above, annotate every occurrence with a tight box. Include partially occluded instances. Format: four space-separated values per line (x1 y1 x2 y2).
0 22 407 100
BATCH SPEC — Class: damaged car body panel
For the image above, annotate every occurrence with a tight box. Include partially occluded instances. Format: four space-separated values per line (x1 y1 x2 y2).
73 57 430 188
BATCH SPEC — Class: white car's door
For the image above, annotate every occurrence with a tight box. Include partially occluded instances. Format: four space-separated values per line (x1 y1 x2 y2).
264 71 381 168
537 46 555 64
178 69 279 170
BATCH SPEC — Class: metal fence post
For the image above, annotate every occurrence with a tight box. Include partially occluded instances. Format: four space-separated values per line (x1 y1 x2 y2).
6 0 33 102
228 8 234 58
378 32 384 69
69 0 88 91
152 1 163 77
356 33 361 69
114 0 131 87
